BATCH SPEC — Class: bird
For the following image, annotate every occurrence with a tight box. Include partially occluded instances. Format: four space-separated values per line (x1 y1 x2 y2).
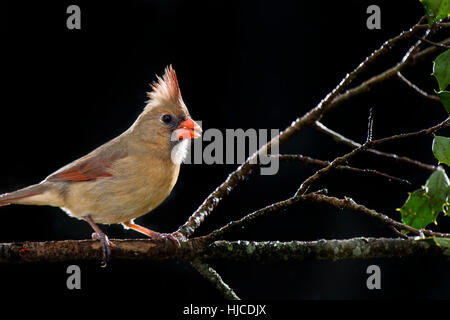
0 65 202 265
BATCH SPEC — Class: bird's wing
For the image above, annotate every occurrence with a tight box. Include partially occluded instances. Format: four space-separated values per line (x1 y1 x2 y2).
46 149 127 182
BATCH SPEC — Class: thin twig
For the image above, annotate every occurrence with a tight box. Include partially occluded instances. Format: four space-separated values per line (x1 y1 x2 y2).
296 117 449 196
370 116 450 145
275 154 410 185
397 71 441 101
366 107 374 142
401 25 428 62
436 22 450 28
302 193 450 238
313 121 437 172
415 35 450 49
295 143 371 196
201 197 299 243
417 22 450 28
326 37 450 115
191 259 240 300
389 225 409 239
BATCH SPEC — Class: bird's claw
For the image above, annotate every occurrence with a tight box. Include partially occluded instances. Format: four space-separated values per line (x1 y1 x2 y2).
152 232 183 248
91 232 115 267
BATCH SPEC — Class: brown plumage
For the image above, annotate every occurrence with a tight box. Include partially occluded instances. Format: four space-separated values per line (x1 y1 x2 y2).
0 65 202 265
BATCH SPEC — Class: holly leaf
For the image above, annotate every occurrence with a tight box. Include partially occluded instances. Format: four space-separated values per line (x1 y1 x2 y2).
425 168 449 209
420 0 450 25
432 237 450 248
399 189 438 228
432 136 450 166
436 91 450 114
399 169 449 229
420 237 450 250
433 49 450 91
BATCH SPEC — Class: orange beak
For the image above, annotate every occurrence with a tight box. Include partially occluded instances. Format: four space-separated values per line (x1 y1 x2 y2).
175 117 202 140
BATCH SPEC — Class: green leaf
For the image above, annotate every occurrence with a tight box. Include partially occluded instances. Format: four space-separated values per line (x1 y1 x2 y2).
420 0 450 25
399 169 449 229
433 49 450 91
437 90 450 114
399 189 438 228
433 237 450 248
425 168 449 208
420 237 450 249
432 136 450 166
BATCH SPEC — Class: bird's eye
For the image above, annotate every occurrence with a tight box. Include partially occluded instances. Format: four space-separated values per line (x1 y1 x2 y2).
161 114 173 124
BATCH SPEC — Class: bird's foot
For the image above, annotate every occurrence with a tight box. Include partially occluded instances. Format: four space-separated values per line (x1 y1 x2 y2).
152 231 184 248
91 232 116 267
121 220 185 248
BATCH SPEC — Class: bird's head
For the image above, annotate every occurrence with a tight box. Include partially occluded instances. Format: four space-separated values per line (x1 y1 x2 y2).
131 66 202 162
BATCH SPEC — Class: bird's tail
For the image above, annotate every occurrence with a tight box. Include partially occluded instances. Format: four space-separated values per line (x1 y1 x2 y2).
0 184 48 207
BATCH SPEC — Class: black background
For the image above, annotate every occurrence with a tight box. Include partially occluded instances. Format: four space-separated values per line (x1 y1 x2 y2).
1 0 450 306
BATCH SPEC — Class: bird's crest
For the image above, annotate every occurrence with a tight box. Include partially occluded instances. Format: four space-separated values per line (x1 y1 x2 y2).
146 65 183 108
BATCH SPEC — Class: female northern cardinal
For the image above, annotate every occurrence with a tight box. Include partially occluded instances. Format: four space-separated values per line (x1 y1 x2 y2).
0 66 201 265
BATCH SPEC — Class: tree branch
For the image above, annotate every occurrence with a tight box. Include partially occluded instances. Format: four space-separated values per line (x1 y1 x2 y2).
313 121 437 172
175 20 442 239
370 117 450 145
397 71 441 101
275 154 410 185
1 237 448 263
302 193 450 238
415 35 450 49
0 239 189 263
206 238 449 262
325 37 450 114
202 197 300 243
191 259 240 300
417 22 450 29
